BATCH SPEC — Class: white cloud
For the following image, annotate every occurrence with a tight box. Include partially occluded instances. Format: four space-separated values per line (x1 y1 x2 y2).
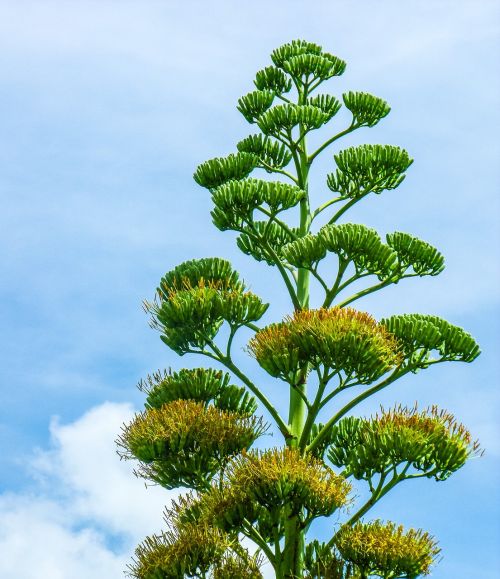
0 402 172 579
32 402 172 536
0 495 126 579
0 402 278 578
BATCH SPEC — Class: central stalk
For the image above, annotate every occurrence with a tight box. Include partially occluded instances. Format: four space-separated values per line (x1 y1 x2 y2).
288 107 311 447
288 250 310 444
283 111 311 577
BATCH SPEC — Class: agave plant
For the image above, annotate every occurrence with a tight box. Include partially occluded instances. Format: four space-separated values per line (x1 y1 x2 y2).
117 39 481 579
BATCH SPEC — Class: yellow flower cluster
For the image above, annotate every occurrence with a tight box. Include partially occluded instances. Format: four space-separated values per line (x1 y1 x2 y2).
117 400 265 490
212 553 264 578
335 520 440 576
129 524 229 579
248 307 401 382
329 404 481 481
375 404 474 444
118 399 264 463
200 448 351 530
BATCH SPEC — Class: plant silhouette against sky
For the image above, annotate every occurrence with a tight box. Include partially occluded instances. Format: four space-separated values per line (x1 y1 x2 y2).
117 40 481 579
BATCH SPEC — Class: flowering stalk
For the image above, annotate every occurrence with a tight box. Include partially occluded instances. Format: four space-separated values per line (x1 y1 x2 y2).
119 39 481 579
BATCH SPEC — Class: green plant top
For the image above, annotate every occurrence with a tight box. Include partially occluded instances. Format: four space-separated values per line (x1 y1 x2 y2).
120 39 481 579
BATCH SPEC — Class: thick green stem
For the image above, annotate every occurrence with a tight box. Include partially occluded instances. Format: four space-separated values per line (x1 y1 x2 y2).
298 368 331 450
287 89 311 447
283 92 311 579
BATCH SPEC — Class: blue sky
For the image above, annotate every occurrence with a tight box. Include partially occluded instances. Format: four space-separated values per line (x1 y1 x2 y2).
0 1 499 577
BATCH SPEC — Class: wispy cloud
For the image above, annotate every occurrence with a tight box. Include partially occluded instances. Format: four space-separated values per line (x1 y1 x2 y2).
0 402 171 578
0 1 498 575
0 495 126 579
0 401 280 578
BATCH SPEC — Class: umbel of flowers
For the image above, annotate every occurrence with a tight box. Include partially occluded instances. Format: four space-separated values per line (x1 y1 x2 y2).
117 40 481 578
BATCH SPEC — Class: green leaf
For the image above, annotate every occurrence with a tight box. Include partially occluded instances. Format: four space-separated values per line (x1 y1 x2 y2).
343 91 391 127
320 223 398 280
380 313 481 365
211 178 304 225
281 234 327 269
387 231 445 276
237 221 298 265
257 104 331 135
271 39 323 68
194 152 259 189
283 53 346 82
327 144 413 198
237 133 292 169
237 90 275 123
307 94 342 120
254 65 292 94
157 257 244 297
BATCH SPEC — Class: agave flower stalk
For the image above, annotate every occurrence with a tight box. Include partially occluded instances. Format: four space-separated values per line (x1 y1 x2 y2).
119 39 481 579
